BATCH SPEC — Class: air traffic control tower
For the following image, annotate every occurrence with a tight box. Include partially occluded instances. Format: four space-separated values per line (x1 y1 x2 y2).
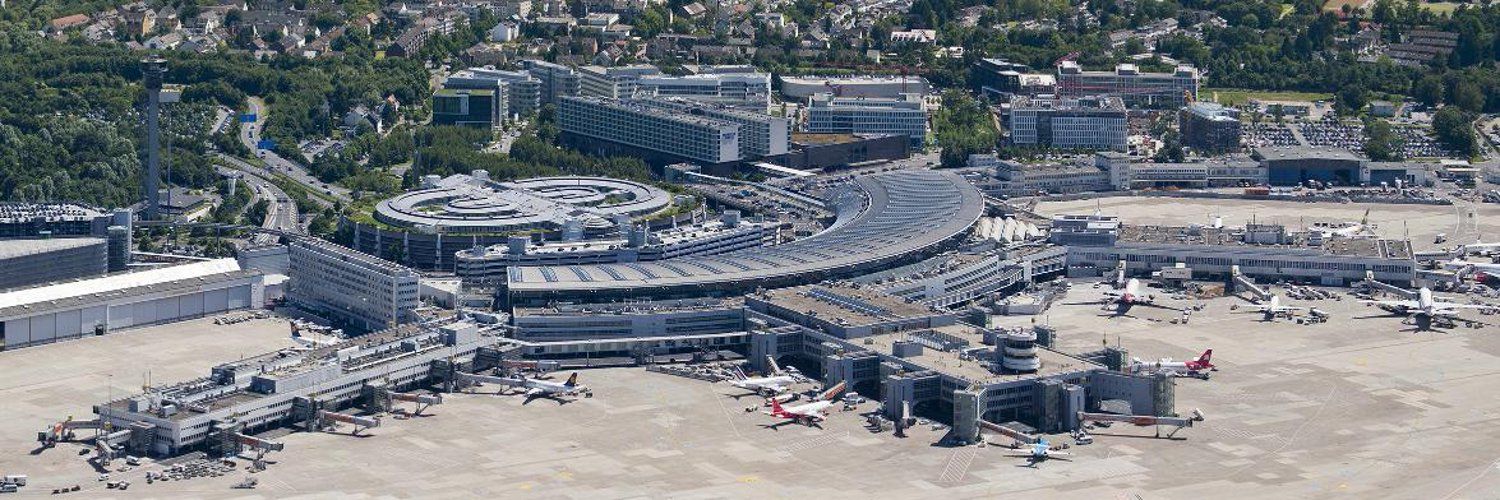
141 55 167 220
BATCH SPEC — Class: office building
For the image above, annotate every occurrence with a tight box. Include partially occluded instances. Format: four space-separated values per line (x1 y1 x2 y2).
1006 96 1127 151
559 96 742 166
969 58 1045 99
287 238 420 333
520 59 582 104
780 75 932 99
0 259 264 351
431 89 501 128
444 68 539 117
0 238 109 291
636 72 772 108
1180 102 1242 153
1056 61 1199 108
804 93 928 148
578 64 662 98
640 98 790 157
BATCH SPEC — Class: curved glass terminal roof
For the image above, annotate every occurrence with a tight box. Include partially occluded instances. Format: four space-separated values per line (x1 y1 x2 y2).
506 169 983 296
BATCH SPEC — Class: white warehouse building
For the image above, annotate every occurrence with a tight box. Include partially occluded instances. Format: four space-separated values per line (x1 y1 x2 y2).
0 259 265 351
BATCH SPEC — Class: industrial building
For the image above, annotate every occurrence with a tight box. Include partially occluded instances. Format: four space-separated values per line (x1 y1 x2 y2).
287 238 419 332
1056 61 1199 108
1005 96 1127 151
804 93 928 148
0 238 109 290
636 72 772 108
1051 215 1417 286
1252 146 1432 187
431 88 501 128
505 169 984 305
443 68 540 117
455 212 770 284
0 259 265 351
512 298 745 340
559 96 743 166
779 75 932 99
93 321 490 456
1180 102 1242 153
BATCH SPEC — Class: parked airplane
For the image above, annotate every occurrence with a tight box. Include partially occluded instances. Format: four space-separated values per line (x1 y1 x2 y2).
763 381 846 426
1129 349 1215 378
729 357 797 396
1098 279 1175 316
1362 287 1497 330
1240 295 1309 321
505 373 592 402
1006 438 1070 467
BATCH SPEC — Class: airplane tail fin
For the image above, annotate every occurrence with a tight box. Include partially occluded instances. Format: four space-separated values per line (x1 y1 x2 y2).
1198 349 1213 364
769 398 786 416
565 373 578 387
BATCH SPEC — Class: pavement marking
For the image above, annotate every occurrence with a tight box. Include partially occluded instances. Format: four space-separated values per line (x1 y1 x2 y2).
937 447 977 484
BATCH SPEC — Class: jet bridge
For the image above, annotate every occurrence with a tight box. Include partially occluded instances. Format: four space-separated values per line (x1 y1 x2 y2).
1077 408 1204 438
1230 266 1271 300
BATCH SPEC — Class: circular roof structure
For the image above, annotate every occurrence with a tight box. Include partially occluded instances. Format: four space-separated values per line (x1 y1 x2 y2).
506 169 984 299
374 174 671 233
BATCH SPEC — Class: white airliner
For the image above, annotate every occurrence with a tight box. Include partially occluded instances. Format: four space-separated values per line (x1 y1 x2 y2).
1005 438 1071 466
1241 295 1307 321
1363 287 1498 329
729 357 797 396
504 373 592 402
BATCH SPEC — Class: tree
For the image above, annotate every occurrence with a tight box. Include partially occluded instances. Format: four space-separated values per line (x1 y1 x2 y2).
1336 85 1370 116
1413 75 1444 108
1451 82 1485 113
1432 107 1477 157
1362 118 1402 161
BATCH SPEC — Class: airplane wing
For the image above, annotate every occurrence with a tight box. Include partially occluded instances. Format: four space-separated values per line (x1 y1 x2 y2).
1002 451 1036 457
526 387 544 396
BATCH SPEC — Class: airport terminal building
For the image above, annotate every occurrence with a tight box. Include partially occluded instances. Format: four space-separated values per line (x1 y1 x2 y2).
1051 215 1417 286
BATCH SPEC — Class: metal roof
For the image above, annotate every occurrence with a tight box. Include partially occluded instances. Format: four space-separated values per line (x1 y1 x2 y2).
0 258 243 310
507 169 983 295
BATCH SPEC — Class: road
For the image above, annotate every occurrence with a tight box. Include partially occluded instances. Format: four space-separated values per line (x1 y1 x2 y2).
239 97 354 204
217 156 301 243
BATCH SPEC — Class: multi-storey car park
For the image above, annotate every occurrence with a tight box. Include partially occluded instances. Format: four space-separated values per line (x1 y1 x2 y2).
504 169 985 305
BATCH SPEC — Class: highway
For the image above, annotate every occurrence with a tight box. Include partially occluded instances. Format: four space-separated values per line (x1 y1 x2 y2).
238 97 353 204
217 155 300 243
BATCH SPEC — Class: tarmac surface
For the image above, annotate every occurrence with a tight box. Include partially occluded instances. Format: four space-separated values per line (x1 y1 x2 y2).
2 290 1497 498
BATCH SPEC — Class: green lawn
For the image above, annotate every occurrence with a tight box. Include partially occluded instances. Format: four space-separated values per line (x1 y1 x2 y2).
1419 2 1462 14
1204 88 1334 106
